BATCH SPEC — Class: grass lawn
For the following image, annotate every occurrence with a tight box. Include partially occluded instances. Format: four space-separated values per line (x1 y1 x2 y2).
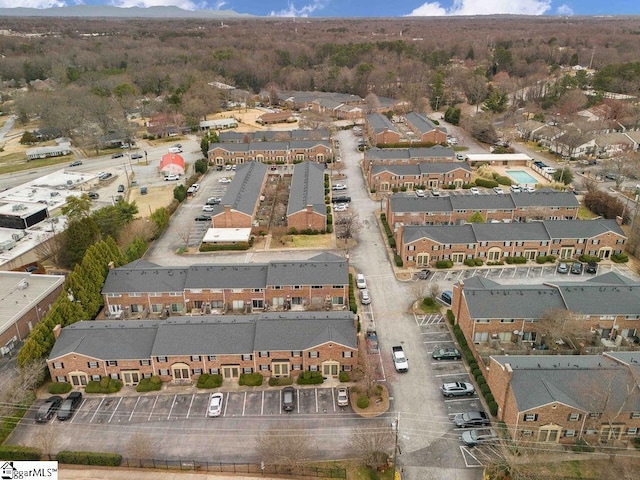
578 205 598 219
283 234 334 249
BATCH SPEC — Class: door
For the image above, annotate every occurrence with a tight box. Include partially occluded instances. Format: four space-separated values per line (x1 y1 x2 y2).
524 250 538 260
122 371 141 386
451 253 465 264
222 365 240 380
171 363 190 381
272 362 290 378
488 248 502 262
322 361 339 378
416 253 430 266
598 247 612 259
560 247 574 259
70 373 88 386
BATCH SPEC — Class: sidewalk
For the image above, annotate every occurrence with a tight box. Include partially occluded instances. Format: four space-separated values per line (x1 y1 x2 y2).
59 466 284 480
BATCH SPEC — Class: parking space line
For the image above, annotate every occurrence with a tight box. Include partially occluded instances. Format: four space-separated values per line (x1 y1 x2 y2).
242 391 247 416
444 397 478 403
108 397 122 423
186 393 195 418
435 372 467 377
167 395 176 420
129 397 140 422
314 388 319 413
69 399 86 424
89 398 105 423
261 391 265 416
460 446 484 468
423 340 447 343
148 396 158 421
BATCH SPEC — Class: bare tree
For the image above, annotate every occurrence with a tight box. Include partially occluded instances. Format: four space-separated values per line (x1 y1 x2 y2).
126 432 156 466
349 426 395 470
34 424 59 460
176 222 195 250
255 427 313 468
335 210 363 243
537 308 583 349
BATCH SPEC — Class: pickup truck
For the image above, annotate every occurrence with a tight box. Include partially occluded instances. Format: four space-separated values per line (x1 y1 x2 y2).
392 346 408 372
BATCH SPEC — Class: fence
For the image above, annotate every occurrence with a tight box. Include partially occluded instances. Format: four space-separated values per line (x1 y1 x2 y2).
118 458 347 478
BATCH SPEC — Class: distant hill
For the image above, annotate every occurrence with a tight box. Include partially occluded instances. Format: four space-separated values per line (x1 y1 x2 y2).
0 6 253 19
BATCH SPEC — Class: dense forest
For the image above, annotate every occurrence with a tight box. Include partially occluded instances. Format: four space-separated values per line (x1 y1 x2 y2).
1 15 640 145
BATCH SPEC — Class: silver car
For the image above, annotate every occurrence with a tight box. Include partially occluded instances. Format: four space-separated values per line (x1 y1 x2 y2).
461 428 498 447
440 382 475 397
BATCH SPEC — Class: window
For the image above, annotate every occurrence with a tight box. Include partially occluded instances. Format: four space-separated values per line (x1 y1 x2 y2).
520 430 533 437
209 368 219 374
107 360 118 367
568 413 581 421
524 414 538 422
157 356 167 363
311 285 322 289
273 286 282 290
308 351 319 358
191 355 201 361
259 351 269 358
630 412 640 419
592 239 600 245
501 319 515 323
140 359 151 366
242 354 253 361
159 369 169 376
564 430 576 437
208 355 217 361
53 362 64 369
343 351 352 358
504 241 511 247
110 373 119 380
292 351 302 357
589 412 602 419
260 364 270 371
408 245 415 251
243 367 253 374
87 361 99 368
293 285 302 290
309 365 318 371
91 375 101 381
252 288 263 293
343 365 352 371
56 376 67 383
332 285 344 289
192 368 202 375
628 427 638 435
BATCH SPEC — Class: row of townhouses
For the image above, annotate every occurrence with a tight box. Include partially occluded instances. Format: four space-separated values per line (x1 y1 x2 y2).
207 140 332 166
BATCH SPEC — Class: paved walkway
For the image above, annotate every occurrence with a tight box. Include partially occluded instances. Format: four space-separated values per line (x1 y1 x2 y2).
60 466 283 480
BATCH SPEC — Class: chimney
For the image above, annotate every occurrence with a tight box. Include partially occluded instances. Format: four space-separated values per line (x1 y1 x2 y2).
53 324 62 339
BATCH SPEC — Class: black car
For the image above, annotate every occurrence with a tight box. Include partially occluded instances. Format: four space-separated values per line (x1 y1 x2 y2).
69 160 83 167
57 392 82 421
570 262 583 275
87 192 99 199
432 347 461 361
282 387 296 412
454 411 490 428
195 215 212 222
331 195 351 204
117 184 125 193
216 165 224 171
35 396 63 423
586 261 598 274
111 152 124 159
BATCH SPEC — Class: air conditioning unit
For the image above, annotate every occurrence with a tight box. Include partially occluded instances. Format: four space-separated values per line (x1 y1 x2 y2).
17 280 29 290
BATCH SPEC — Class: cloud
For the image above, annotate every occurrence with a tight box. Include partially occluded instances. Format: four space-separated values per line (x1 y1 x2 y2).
407 0 552 16
556 4 574 15
108 0 209 10
0 0 68 7
269 0 329 17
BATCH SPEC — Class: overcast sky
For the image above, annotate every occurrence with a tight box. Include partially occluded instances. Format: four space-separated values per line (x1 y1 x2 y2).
1 0 637 17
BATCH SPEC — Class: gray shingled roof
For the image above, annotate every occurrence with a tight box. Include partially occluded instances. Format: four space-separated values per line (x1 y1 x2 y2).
463 285 565 319
184 265 268 289
449 194 515 210
49 313 356 360
266 258 348 286
371 164 421 176
511 189 579 208
543 219 624 239
102 267 189 294
471 222 551 241
371 162 471 177
366 146 454 161
287 161 327 216
557 282 640 315
491 355 640 412
405 112 440 134
366 113 399 134
218 161 267 215
403 224 476 244
49 320 161 361
389 195 453 213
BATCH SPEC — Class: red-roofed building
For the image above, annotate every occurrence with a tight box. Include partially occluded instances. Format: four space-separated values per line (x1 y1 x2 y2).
160 153 185 176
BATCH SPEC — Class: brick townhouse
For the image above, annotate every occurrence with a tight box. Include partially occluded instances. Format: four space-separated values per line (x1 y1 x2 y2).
218 129 330 143
363 146 455 174
47 312 358 387
404 112 448 144
387 189 579 227
485 353 640 446
451 271 640 349
370 162 473 193
210 161 267 229
101 253 349 319
208 140 332 166
287 161 327 232
399 219 626 268
365 113 401 145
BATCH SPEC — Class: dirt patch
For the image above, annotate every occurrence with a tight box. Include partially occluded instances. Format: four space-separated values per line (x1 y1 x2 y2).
128 184 175 217
211 108 302 133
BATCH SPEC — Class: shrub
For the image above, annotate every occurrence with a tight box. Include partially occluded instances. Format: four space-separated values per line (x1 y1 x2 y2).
485 393 495 404
435 260 454 269
536 255 556 264
474 259 484 266
495 175 513 186
297 371 324 385
468 362 478 372
136 376 163 392
0 446 41 461
268 377 293 386
480 384 491 396
422 297 435 307
446 309 455 325
339 371 350 382
633 437 640 450
196 373 222 388
389 238 396 249
463 258 476 267
85 378 123 394
611 252 629 263
572 438 596 453
488 401 498 416
472 368 482 379
579 254 599 264
57 451 122 466
357 396 370 409
475 177 499 188
48 382 72 394
394 254 403 267
239 373 263 387
199 242 250 252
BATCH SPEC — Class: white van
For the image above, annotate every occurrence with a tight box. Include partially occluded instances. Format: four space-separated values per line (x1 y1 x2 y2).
356 274 367 289
168 146 182 154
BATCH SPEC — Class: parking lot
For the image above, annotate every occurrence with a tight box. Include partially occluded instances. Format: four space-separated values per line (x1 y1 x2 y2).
27 387 355 427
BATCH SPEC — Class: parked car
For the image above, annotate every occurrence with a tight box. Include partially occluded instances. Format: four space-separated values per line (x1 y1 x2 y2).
206 197 221 205
461 428 498 447
586 261 598 274
432 347 461 361
415 189 425 197
270 164 278 171
117 184 125 193
557 262 569 274
111 152 124 159
69 160 82 167
360 289 371 305
356 273 367 289
87 192 99 199
25 265 38 273
216 165 224 171
195 215 212 222
440 382 475 397
225 164 233 171
331 195 351 203
57 391 82 421
332 183 347 191
510 185 521 193
417 269 431 280
98 172 112 180
493 187 504 194
202 205 215 212
469 187 480 195
431 188 441 197
165 174 180 181
336 387 349 407
168 146 182 153
333 204 348 212
282 386 296 412
131 152 143 160
522 185 536 193
192 183 200 191
441 290 453 305
570 262 584 275
218 177 232 184
207 393 224 417
35 396 63 423
140 186 148 195
454 411 491 428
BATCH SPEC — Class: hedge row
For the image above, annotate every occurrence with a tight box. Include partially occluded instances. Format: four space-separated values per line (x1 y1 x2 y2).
464 258 484 267
197 373 224 388
56 451 122 466
348 273 358 314
297 371 324 385
436 260 453 269
268 376 294 386
535 255 556 264
475 177 499 188
135 376 163 392
239 373 263 387
504 256 527 264
0 445 41 460
200 242 250 252
48 382 72 394
85 377 123 394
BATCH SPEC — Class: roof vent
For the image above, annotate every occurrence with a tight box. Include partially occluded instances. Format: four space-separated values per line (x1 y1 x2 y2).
17 279 29 290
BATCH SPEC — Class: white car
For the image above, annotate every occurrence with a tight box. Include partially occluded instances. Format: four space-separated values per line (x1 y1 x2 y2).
336 387 349 407
356 273 367 289
168 146 182 154
493 187 505 194
208 393 224 417
225 164 233 171
164 174 180 181
332 183 347 191
202 205 215 212
431 189 441 197
415 189 425 197
192 183 200 191
360 289 371 305
523 185 536 193
469 187 480 195
510 185 521 193
334 204 348 212
218 177 232 184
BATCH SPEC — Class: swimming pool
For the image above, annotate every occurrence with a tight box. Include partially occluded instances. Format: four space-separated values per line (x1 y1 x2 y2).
507 170 538 184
